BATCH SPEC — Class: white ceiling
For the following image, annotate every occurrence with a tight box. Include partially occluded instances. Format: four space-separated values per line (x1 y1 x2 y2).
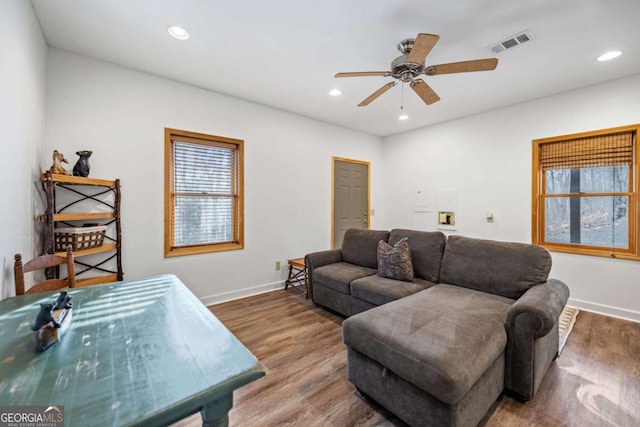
31 0 640 137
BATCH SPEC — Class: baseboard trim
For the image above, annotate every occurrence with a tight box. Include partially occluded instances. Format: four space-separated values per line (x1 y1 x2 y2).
200 280 285 307
568 298 640 323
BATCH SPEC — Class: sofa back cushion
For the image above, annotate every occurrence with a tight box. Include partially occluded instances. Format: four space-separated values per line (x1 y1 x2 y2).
342 228 390 268
439 235 551 299
389 229 446 282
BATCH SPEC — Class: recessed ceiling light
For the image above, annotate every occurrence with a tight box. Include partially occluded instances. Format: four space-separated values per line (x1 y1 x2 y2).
329 88 342 97
168 25 190 40
398 113 409 121
596 51 621 62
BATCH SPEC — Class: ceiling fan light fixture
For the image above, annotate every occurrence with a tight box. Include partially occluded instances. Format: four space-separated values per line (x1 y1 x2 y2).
596 51 622 62
168 25 190 40
329 88 342 97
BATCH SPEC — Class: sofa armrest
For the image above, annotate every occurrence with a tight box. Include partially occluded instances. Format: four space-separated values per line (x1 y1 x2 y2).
504 279 569 400
305 250 343 300
506 279 570 338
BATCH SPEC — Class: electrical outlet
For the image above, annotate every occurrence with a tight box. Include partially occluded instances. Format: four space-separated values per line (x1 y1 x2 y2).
275 261 281 271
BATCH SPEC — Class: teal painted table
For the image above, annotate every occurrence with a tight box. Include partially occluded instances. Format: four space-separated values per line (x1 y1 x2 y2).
0 274 264 426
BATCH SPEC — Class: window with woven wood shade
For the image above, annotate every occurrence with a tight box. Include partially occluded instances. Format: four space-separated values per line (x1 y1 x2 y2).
539 131 633 170
164 128 244 257
532 124 640 260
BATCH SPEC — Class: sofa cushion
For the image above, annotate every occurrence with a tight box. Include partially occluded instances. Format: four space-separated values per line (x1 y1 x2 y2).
342 228 390 268
313 262 377 295
439 235 552 299
389 229 446 282
313 282 351 316
351 275 435 306
377 238 415 282
342 284 513 404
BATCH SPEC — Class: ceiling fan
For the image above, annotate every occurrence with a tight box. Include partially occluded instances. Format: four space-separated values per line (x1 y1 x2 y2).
335 33 498 107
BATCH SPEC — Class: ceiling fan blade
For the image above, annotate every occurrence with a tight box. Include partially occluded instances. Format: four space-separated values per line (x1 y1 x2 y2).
406 33 440 64
426 58 498 75
335 71 389 78
410 79 440 105
358 82 397 107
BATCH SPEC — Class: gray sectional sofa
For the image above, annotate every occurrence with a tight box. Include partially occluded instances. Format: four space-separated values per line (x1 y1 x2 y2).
305 228 569 427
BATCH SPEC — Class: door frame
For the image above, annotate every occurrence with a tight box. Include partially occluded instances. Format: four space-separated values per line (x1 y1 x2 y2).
331 156 371 249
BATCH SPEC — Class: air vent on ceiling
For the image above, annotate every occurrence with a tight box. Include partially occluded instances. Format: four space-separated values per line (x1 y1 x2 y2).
490 30 535 54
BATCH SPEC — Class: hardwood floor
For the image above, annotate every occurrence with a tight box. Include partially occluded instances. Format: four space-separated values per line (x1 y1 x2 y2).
175 290 640 427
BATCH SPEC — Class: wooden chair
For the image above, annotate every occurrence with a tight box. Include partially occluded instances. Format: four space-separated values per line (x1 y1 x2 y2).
14 246 76 295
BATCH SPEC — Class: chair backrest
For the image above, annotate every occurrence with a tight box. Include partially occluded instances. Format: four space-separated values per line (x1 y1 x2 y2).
14 246 76 295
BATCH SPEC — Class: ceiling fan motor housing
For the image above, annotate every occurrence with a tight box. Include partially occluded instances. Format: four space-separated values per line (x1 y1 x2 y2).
392 38 426 81
391 54 424 82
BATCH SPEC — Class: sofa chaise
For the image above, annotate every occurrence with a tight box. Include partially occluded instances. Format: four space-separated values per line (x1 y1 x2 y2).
305 228 569 426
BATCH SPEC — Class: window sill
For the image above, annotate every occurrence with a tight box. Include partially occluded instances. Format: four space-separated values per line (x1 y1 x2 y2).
164 242 244 258
541 244 640 261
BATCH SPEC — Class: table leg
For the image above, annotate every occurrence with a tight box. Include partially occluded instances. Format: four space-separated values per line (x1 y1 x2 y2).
201 393 233 427
284 264 294 290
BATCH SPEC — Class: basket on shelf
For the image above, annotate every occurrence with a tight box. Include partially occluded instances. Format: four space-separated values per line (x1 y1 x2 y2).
54 225 107 251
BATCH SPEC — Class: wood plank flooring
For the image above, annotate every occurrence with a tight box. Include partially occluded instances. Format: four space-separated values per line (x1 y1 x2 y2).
174 290 640 427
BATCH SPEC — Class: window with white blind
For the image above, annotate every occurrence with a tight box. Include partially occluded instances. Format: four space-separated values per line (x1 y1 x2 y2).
532 124 639 259
164 128 244 257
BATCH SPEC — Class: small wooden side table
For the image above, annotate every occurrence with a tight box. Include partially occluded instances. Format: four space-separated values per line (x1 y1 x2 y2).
285 257 308 298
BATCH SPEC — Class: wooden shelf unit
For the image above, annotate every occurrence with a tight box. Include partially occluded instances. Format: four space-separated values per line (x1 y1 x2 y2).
52 212 115 222
40 171 123 286
53 243 117 257
76 274 120 287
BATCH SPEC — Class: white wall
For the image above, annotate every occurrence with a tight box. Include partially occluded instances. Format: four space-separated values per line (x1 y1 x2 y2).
44 49 384 303
0 1 47 298
381 74 640 321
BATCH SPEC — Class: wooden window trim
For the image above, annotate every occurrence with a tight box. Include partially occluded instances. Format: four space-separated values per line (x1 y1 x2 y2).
164 128 244 257
532 124 640 260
